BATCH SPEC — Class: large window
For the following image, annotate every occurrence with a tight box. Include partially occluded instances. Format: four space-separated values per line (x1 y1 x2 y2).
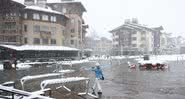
50 16 56 22
41 26 49 32
42 38 49 44
42 15 48 21
51 27 56 34
132 37 137 40
34 25 40 33
24 13 27 19
24 25 27 32
33 13 40 20
51 39 56 44
33 38 40 44
24 38 28 44
71 40 74 45
132 44 137 47
71 29 75 33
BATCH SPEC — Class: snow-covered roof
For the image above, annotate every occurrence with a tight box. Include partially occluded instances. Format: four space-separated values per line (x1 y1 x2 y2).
0 45 79 51
11 0 25 5
47 0 80 4
25 5 62 15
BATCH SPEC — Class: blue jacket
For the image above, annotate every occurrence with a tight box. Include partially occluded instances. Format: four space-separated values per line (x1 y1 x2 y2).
91 67 103 79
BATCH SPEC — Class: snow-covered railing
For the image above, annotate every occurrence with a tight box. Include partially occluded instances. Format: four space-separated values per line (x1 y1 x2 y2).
0 85 53 99
20 73 61 90
40 77 99 98
40 77 89 89
58 70 75 73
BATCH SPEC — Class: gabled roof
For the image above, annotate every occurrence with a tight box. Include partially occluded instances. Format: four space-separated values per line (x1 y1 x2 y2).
110 23 156 33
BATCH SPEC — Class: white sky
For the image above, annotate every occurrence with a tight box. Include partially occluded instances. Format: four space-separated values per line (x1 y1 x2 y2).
17 0 185 39
79 0 185 39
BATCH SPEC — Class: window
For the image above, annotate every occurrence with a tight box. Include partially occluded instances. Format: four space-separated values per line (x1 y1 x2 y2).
51 39 56 44
141 37 145 41
33 13 40 20
41 26 49 31
132 44 137 47
51 27 56 34
132 37 137 40
140 44 145 47
24 38 28 44
33 38 40 44
141 32 146 35
71 19 75 23
24 13 27 19
42 38 49 44
24 25 27 32
71 40 74 45
71 29 75 33
42 15 48 21
50 16 56 22
63 8 66 13
34 25 40 32
71 35 75 38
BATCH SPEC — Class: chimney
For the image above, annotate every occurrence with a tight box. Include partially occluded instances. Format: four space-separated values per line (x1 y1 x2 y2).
125 19 131 24
24 0 35 6
37 0 46 8
132 18 138 24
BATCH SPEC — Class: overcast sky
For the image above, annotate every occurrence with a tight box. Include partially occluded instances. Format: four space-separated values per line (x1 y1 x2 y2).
17 0 185 39
79 0 185 39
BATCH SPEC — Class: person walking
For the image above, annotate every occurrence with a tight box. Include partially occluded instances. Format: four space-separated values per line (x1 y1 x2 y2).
91 62 104 95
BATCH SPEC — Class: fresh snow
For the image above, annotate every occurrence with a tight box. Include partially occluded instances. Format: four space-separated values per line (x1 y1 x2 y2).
41 77 89 89
0 45 79 51
25 6 62 15
58 70 75 73
0 63 31 70
20 73 61 84
0 85 53 99
47 0 81 4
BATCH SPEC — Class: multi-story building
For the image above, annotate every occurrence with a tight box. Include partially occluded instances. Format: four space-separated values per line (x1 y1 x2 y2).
0 0 68 46
110 19 156 55
152 26 164 54
93 37 112 56
47 0 88 49
0 0 25 45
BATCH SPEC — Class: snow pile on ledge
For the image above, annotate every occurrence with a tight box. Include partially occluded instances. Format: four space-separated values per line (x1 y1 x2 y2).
0 45 79 51
21 73 61 83
58 70 75 73
0 63 31 70
57 59 90 65
41 77 89 89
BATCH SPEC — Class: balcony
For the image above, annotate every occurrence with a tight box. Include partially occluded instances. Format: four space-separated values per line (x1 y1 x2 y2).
0 17 21 22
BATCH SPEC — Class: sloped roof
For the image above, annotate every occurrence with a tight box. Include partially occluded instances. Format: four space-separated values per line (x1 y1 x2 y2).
110 23 156 33
25 5 63 15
